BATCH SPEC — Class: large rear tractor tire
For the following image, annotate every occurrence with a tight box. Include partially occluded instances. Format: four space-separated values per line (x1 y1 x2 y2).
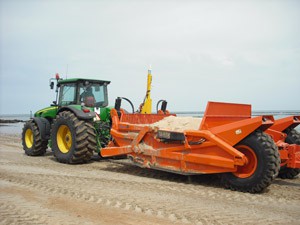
278 128 300 179
51 111 93 164
221 130 280 193
22 120 48 156
85 122 97 161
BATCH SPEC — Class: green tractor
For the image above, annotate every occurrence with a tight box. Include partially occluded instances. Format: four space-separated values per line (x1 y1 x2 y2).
22 74 111 163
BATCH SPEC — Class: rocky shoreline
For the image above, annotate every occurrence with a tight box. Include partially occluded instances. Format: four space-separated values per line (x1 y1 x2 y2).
0 119 25 123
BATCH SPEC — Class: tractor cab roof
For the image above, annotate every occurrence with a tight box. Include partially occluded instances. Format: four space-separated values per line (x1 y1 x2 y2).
58 78 111 85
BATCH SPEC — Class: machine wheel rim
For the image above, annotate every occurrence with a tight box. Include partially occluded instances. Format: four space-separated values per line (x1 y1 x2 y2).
233 145 258 178
25 128 33 148
57 125 72 153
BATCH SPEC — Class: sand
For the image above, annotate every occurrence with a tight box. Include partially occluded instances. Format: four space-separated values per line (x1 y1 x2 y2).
150 116 202 132
0 133 300 225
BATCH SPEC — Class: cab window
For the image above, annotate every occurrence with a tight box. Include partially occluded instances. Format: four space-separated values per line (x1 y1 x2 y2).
79 83 106 107
59 84 77 106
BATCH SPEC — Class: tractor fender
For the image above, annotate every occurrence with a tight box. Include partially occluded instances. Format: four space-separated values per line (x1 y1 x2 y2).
57 106 96 120
32 117 51 141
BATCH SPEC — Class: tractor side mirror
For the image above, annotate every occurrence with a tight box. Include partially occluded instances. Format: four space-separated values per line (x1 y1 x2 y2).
50 81 54 89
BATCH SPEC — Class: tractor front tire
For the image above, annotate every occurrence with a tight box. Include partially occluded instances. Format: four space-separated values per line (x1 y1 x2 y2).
278 128 300 179
22 120 48 156
221 131 280 193
51 111 92 164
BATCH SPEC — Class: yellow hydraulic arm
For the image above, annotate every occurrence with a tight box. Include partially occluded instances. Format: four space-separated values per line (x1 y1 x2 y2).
140 68 152 114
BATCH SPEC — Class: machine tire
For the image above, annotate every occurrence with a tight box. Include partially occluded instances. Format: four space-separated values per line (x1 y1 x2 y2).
221 130 280 193
278 167 300 179
22 120 48 156
51 111 91 164
85 122 97 161
285 128 300 145
278 128 300 179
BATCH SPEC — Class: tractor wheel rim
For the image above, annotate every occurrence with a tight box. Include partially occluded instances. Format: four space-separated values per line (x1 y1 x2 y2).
233 145 258 178
25 128 33 148
57 125 72 153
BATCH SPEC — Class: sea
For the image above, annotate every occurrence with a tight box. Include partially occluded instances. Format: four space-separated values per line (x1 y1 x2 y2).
0 114 31 135
0 111 300 135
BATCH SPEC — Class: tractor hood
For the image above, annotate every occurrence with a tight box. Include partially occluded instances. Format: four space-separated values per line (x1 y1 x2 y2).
34 106 58 119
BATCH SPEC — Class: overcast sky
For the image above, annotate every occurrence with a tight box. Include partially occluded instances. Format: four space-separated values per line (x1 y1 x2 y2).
0 0 299 114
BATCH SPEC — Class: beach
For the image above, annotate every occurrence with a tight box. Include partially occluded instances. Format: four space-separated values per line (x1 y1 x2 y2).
0 124 300 225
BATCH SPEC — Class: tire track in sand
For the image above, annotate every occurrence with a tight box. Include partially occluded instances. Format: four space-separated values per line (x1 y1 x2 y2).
1 168 299 225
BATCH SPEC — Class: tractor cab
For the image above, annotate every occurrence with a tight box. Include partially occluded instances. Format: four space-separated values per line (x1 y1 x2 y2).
56 78 110 108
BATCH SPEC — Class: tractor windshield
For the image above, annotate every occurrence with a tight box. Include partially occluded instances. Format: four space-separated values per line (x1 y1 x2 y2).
79 83 108 108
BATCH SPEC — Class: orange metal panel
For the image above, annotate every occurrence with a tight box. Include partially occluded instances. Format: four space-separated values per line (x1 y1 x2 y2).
208 116 274 146
120 112 174 124
270 116 300 132
199 102 274 146
287 144 300 168
200 101 251 130
184 130 247 162
265 129 287 143
101 145 133 157
279 149 289 164
265 116 300 169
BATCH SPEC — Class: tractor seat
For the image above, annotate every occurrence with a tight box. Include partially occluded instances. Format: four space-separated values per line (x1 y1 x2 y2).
85 96 95 107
